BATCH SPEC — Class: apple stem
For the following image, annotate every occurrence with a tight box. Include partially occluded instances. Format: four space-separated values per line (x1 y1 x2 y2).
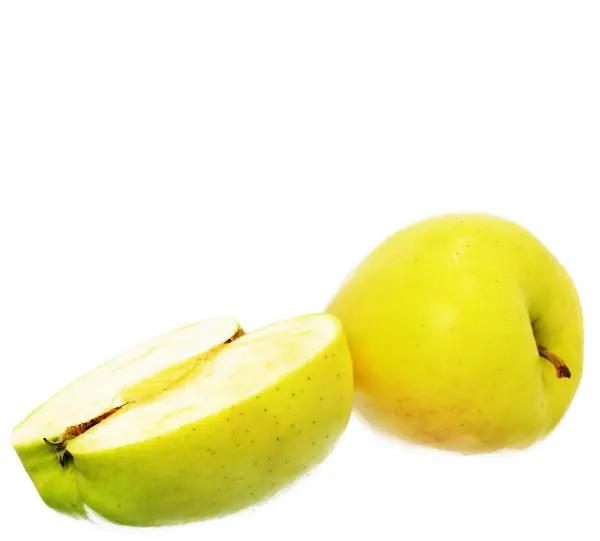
537 345 572 379
226 327 246 342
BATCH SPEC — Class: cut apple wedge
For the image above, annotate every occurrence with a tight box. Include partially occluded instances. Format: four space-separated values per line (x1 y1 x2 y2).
11 314 353 526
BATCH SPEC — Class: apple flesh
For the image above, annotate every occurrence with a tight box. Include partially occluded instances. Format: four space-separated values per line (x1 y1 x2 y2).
327 213 584 453
11 314 353 526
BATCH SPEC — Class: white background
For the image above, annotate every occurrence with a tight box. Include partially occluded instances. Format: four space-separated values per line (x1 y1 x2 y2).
1 2 599 540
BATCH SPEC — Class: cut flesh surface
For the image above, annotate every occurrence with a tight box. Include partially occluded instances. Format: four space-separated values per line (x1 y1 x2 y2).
11 317 241 449
12 314 343 455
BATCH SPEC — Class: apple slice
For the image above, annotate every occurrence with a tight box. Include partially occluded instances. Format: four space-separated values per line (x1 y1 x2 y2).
11 314 353 526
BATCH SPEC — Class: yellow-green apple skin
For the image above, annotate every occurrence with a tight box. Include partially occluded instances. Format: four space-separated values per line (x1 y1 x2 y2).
11 314 353 526
327 213 584 453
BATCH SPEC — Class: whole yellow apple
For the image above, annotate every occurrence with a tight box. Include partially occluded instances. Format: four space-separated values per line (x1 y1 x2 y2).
327 213 584 453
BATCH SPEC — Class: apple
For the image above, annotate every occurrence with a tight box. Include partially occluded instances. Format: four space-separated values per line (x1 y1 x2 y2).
11 314 353 526
327 213 583 453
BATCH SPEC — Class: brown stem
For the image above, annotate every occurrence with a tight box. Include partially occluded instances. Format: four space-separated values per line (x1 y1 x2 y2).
225 327 245 343
538 345 571 379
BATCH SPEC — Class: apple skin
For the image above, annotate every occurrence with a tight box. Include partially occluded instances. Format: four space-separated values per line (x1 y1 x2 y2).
11 317 353 526
327 213 584 453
